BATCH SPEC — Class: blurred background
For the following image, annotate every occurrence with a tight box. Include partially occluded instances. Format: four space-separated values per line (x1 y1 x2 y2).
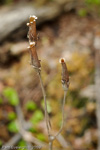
0 0 100 150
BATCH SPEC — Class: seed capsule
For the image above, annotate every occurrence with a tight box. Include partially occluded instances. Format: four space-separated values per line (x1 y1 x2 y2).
28 42 41 70
28 15 37 43
60 58 69 91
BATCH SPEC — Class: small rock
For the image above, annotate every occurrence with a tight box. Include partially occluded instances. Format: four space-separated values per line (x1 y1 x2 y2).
10 42 28 55
80 85 95 99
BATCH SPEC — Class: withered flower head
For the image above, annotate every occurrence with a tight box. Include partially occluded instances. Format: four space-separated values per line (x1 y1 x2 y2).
27 15 41 71
59 58 69 91
29 42 36 47
28 42 41 70
27 15 37 43
30 15 38 22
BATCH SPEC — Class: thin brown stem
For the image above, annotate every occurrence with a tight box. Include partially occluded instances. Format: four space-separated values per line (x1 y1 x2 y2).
49 140 53 150
44 90 67 150
37 71 51 137
54 91 67 138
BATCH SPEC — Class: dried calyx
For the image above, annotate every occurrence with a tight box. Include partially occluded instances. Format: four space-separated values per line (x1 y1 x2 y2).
59 58 69 91
27 15 41 71
27 43 41 70
27 15 37 43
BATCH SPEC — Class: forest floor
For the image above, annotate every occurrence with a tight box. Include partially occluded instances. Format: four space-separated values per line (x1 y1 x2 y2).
0 11 99 150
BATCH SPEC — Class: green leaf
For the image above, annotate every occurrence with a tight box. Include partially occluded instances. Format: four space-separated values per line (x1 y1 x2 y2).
3 87 19 106
17 140 27 150
0 97 3 104
41 100 52 113
8 112 16 120
18 140 27 150
37 133 46 141
25 101 37 111
29 127 37 133
8 121 18 133
30 110 44 125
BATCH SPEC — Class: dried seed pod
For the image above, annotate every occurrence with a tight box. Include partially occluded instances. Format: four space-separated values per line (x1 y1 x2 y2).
28 42 41 70
27 15 37 43
60 58 69 91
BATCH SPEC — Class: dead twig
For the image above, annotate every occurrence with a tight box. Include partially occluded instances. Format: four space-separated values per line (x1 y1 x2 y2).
27 15 70 150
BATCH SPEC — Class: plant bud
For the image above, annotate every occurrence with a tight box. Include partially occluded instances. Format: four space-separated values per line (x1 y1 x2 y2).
60 58 69 91
28 15 37 43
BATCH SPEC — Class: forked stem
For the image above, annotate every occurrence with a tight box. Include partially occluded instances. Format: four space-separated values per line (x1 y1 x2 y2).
27 15 69 150
37 70 67 150
49 90 67 150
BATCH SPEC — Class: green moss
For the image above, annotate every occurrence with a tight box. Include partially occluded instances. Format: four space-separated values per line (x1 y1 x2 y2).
5 0 13 5
86 0 100 5
0 140 2 146
0 97 3 104
37 133 46 141
78 9 87 17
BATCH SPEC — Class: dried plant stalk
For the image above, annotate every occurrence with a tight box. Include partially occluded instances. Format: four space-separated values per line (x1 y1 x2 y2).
27 15 51 148
54 91 67 138
27 16 41 71
48 58 69 150
28 42 41 70
27 15 69 150
38 72 51 136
